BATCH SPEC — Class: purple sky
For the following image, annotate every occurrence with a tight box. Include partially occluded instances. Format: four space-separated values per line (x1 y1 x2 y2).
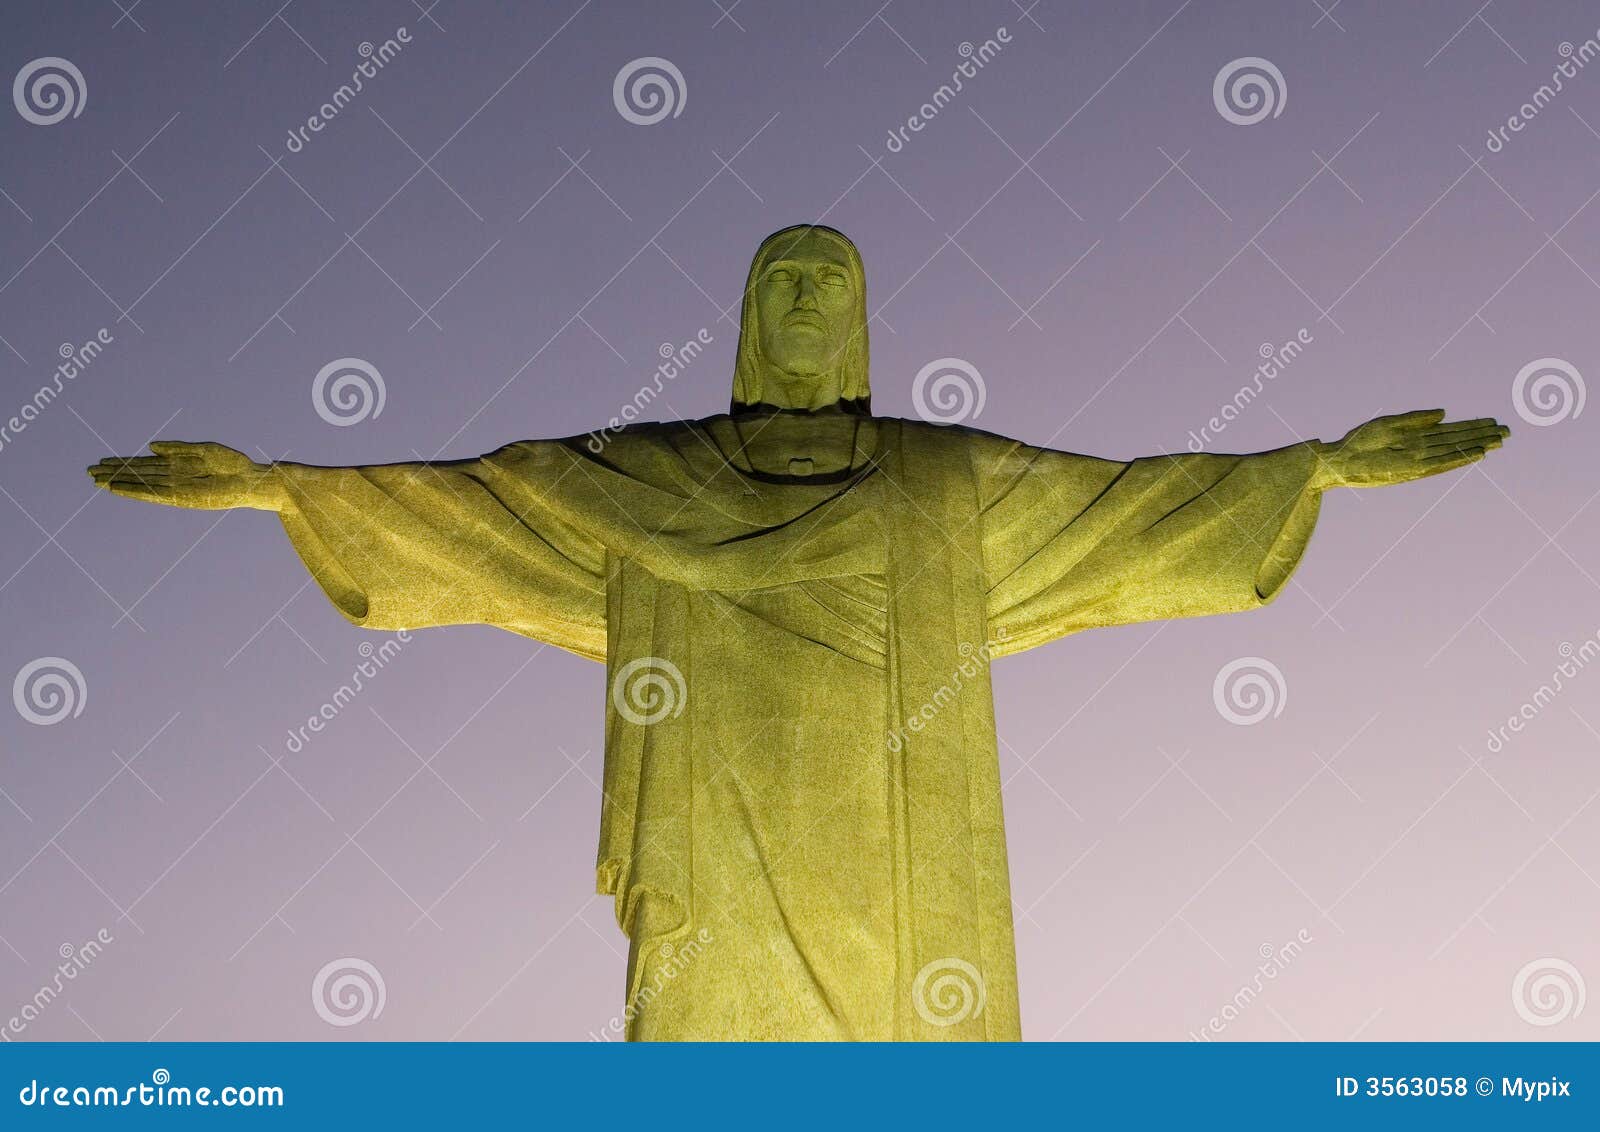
2 0 1597 1040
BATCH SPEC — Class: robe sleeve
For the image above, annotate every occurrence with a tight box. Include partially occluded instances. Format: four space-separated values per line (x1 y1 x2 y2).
977 436 1323 654
269 442 607 661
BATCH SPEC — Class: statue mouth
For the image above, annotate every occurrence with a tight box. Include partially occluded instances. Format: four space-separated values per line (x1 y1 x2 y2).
782 310 826 330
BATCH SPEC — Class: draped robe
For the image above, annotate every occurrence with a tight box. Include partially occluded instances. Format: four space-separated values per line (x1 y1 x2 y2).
270 415 1323 1040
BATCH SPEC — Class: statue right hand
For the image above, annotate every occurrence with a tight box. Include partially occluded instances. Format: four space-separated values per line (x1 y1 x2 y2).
87 441 287 511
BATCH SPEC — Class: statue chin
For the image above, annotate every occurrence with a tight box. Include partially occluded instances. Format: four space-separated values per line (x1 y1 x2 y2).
764 350 827 378
755 356 846 411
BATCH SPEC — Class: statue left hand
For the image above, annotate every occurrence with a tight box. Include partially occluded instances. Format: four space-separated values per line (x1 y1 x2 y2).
1313 410 1509 490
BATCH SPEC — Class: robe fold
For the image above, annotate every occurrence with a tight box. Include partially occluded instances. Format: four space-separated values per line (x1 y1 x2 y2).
271 416 1322 1040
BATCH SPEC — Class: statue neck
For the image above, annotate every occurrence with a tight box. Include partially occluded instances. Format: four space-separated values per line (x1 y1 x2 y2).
727 405 876 479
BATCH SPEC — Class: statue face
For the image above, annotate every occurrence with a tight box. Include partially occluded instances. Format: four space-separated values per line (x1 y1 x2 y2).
754 232 857 409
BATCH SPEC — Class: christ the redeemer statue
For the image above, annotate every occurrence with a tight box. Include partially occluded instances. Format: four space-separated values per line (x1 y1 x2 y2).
90 225 1508 1041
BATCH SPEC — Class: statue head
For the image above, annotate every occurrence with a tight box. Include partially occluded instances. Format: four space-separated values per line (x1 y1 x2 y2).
732 225 870 414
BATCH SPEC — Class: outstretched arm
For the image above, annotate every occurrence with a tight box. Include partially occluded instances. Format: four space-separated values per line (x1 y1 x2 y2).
88 440 607 660
1310 409 1509 489
975 409 1509 654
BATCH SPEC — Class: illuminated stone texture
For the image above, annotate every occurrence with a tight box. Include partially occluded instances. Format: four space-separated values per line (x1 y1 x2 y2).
90 225 1507 1040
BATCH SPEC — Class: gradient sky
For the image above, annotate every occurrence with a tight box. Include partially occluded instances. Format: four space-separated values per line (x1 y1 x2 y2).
1 0 1597 1041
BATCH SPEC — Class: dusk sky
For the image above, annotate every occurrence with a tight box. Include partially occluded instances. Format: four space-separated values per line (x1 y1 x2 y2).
2 0 1597 1040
